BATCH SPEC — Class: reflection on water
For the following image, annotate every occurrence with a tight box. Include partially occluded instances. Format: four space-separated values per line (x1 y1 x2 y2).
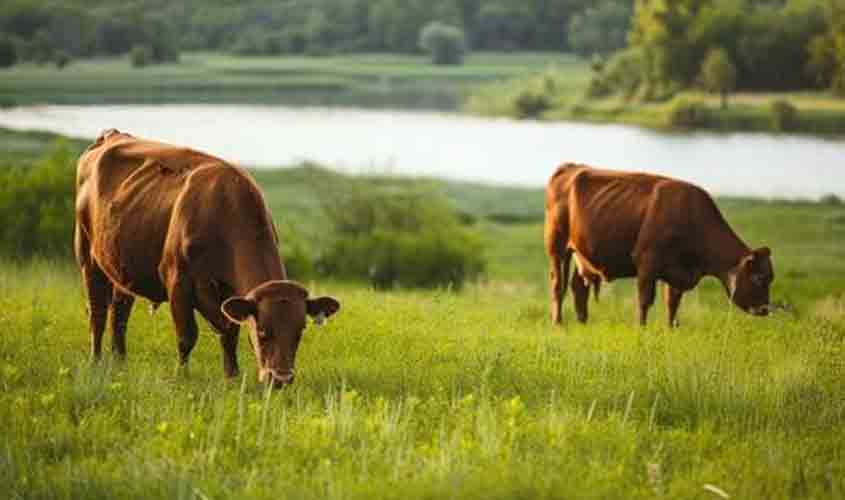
1 104 843 198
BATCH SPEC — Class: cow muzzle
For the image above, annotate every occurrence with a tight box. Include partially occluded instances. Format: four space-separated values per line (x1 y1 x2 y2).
262 369 295 388
750 304 770 316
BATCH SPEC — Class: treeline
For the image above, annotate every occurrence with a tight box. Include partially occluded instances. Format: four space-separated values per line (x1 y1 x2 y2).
0 0 628 66
0 0 180 67
597 0 845 96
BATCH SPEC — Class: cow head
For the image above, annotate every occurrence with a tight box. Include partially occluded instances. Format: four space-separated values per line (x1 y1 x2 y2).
221 280 340 387
729 247 774 316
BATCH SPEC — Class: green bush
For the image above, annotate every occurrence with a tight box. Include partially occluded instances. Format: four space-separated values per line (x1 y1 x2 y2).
513 87 551 118
0 34 17 68
418 22 467 66
129 45 152 68
665 97 711 129
316 183 485 289
0 142 76 258
53 50 71 69
590 48 645 100
770 99 799 132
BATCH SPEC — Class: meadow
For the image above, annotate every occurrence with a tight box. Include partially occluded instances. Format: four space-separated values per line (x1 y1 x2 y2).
0 52 577 110
1 129 844 499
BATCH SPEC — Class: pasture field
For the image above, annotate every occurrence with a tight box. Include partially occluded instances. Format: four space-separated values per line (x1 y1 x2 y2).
1 136 844 498
0 52 580 110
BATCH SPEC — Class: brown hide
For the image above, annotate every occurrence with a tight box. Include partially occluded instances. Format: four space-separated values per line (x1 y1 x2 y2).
74 130 340 386
544 163 774 327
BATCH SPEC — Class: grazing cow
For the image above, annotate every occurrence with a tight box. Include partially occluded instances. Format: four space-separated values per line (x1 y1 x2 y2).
74 129 340 387
544 163 774 327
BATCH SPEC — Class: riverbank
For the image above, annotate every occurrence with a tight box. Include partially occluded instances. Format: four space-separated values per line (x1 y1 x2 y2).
0 52 573 110
465 68 845 137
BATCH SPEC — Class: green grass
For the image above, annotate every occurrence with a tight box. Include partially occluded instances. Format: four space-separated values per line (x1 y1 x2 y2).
1 133 845 497
0 52 576 110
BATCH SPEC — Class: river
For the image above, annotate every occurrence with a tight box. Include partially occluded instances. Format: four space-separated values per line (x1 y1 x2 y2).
1 104 843 198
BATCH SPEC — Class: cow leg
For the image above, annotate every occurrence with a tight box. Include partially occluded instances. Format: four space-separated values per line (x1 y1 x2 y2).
636 274 657 327
81 263 113 361
167 278 199 368
664 284 683 328
549 253 563 324
194 281 240 379
110 290 134 359
545 221 569 325
571 273 589 323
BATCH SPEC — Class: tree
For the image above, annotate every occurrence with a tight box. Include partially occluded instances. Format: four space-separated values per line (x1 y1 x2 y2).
0 34 17 68
700 47 737 108
53 50 70 69
419 21 467 65
129 45 152 68
568 1 632 59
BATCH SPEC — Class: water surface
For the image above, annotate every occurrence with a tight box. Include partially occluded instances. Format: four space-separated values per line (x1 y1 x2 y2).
1 105 843 198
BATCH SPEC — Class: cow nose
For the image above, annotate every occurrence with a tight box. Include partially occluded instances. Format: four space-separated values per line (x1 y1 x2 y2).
753 305 770 316
268 370 295 388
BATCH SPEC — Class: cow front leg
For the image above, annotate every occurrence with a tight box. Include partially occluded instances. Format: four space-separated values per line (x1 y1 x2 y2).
636 274 657 327
571 273 589 323
167 278 199 368
110 290 135 359
81 263 113 361
194 281 240 379
664 284 683 328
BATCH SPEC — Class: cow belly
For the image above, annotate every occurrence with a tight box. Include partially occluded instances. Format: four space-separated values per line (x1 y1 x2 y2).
92 216 169 302
569 244 637 282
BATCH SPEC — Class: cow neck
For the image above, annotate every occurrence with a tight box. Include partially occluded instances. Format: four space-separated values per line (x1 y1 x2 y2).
230 238 286 297
698 222 750 295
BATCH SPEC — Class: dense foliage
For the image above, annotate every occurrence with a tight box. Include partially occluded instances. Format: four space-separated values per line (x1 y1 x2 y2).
0 141 75 258
627 0 845 95
0 0 619 63
316 181 485 289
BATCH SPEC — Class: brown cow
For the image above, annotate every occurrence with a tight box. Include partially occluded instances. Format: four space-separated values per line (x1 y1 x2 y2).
74 130 340 387
544 163 774 327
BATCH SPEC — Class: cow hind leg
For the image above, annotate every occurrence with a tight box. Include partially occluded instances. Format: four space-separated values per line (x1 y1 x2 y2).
110 290 135 359
571 273 589 323
81 264 113 361
545 223 569 325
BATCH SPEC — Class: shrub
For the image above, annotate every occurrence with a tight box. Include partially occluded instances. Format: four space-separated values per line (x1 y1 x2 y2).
419 22 467 66
819 194 843 206
0 35 17 68
0 142 76 258
129 45 152 68
316 182 485 289
665 97 711 129
513 87 551 118
53 50 71 69
769 99 799 132
591 48 645 100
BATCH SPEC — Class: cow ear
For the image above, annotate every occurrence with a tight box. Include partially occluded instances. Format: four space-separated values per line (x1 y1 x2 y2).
221 297 257 324
306 296 341 323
